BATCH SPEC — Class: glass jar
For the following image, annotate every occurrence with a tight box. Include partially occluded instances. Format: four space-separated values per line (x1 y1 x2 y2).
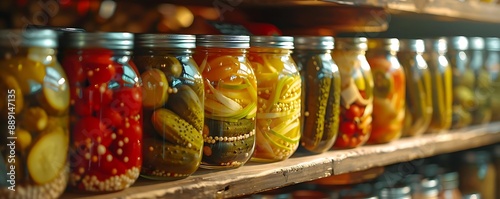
484 38 500 121
133 34 204 180
0 30 70 199
366 38 406 144
493 145 500 198
415 178 439 199
194 35 257 169
458 151 496 199
447 37 474 129
62 33 142 192
293 36 341 153
398 39 433 137
331 37 373 149
439 172 462 199
379 186 411 199
423 38 452 133
248 36 301 161
461 193 481 199
468 37 492 125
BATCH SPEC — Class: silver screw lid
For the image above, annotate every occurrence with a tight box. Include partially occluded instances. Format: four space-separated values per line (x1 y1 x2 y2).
334 37 368 51
0 29 58 49
399 39 425 53
485 37 500 51
421 178 440 197
468 37 485 50
63 32 134 50
135 34 196 49
462 193 481 199
250 36 294 49
448 36 469 50
294 36 334 50
196 35 249 48
367 38 399 52
425 38 448 53
440 172 459 190
379 186 411 199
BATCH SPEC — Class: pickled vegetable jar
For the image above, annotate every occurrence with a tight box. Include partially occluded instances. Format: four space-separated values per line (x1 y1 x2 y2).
194 35 256 169
331 37 373 149
439 172 462 199
293 36 340 153
134 34 203 180
459 151 497 199
423 38 452 133
468 37 492 125
248 36 301 161
366 38 406 144
62 33 142 192
486 38 500 122
398 39 432 137
447 37 474 129
0 30 70 199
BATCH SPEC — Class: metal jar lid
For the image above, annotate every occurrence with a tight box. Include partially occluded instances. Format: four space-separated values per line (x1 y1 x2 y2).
250 36 294 49
448 36 469 51
367 38 399 52
293 36 334 50
421 178 439 197
399 39 425 53
462 193 481 199
196 35 249 48
425 38 448 53
0 29 58 48
335 37 368 51
485 37 500 51
135 34 196 49
468 37 485 50
379 186 411 199
63 32 134 49
440 172 459 190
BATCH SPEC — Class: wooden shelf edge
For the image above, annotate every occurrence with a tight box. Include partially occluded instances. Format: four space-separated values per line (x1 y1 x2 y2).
62 122 500 199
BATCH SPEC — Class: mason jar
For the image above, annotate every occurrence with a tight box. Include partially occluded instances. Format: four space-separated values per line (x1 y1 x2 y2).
194 35 257 169
248 36 302 162
379 186 411 199
398 39 433 137
331 37 373 149
62 32 142 192
468 37 492 125
458 151 496 199
484 38 500 122
366 38 406 144
440 172 462 199
423 38 453 133
447 36 474 129
292 36 341 153
0 29 70 199
133 34 204 180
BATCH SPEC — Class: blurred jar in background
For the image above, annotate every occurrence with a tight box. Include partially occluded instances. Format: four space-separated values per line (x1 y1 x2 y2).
366 38 406 144
447 37 474 129
485 38 500 122
397 39 433 137
439 172 462 199
468 37 492 125
423 38 453 133
378 185 411 199
331 37 373 149
458 151 496 199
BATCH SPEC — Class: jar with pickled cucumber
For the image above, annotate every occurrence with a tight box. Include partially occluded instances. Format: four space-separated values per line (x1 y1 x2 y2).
485 38 500 122
248 36 302 161
0 29 70 199
447 37 474 129
423 38 453 133
468 37 492 125
398 39 433 137
194 35 256 169
293 36 341 153
331 37 373 149
365 38 406 144
62 33 142 192
133 34 203 180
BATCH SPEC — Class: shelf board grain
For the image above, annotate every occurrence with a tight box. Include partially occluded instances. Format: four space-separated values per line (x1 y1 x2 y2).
61 122 500 199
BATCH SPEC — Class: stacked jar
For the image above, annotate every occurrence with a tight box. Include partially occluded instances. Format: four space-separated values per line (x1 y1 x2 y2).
293 36 341 153
485 38 500 121
194 35 257 169
62 32 142 192
468 37 492 125
248 36 302 162
331 37 373 148
133 34 204 180
366 38 406 144
0 29 70 199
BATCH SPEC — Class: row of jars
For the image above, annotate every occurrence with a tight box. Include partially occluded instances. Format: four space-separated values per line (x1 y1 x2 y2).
1 29 500 198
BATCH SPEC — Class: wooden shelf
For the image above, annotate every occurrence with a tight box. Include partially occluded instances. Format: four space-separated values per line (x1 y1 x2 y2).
62 122 500 199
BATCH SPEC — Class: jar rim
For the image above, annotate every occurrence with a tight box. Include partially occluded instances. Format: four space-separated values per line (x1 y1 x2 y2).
250 36 294 49
0 29 58 49
135 34 196 49
62 32 134 50
334 37 367 51
196 35 249 48
367 38 399 52
399 39 425 53
294 36 334 50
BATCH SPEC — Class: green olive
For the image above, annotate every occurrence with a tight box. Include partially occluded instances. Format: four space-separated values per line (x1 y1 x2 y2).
372 69 394 98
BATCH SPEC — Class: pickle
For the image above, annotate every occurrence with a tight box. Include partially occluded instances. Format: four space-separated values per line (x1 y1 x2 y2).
152 108 203 150
21 107 48 133
141 68 169 108
372 69 394 98
27 126 68 184
4 58 46 94
38 66 70 115
0 72 24 115
16 128 32 152
202 132 255 165
205 118 255 137
159 56 183 78
142 138 201 178
167 85 204 131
